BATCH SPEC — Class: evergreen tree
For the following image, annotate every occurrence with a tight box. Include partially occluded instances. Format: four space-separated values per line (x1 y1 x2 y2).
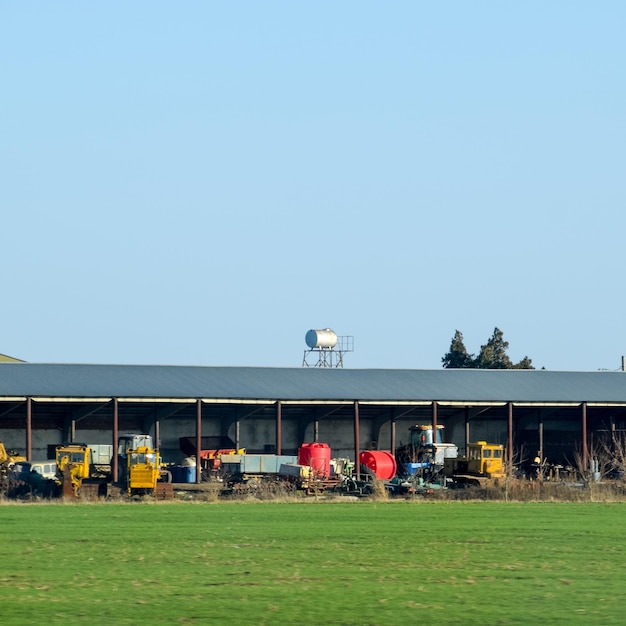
442 327 535 369
512 355 534 370
442 330 475 368
474 327 512 369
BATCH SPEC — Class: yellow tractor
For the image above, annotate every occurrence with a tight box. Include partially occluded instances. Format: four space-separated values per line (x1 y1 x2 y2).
126 446 172 498
444 441 506 485
127 446 160 495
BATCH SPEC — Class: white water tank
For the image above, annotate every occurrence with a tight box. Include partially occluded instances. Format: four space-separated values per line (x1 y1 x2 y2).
305 328 338 349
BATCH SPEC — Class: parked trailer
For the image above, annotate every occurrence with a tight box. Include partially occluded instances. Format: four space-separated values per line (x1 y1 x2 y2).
221 454 298 477
220 448 385 496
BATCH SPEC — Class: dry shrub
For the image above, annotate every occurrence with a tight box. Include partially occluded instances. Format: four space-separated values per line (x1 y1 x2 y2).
440 477 626 503
252 477 298 501
217 476 299 502
369 478 389 501
199 481 223 503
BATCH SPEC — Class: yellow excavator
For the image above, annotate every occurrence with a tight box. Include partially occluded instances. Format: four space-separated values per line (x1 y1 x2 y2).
0 442 26 471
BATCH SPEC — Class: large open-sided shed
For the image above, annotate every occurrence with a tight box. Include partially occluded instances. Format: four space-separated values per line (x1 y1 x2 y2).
2 363 626 479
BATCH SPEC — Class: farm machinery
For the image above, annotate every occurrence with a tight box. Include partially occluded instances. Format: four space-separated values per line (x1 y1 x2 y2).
395 425 506 488
178 436 245 480
55 434 172 499
125 446 170 496
394 425 458 487
176 438 373 495
443 441 506 486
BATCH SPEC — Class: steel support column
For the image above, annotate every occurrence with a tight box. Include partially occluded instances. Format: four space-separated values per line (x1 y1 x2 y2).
538 409 544 462
432 401 438 439
276 401 282 455
112 398 119 482
464 406 470 454
390 418 396 454
582 402 588 471
26 397 32 461
508 402 513 469
196 399 202 484
354 401 360 480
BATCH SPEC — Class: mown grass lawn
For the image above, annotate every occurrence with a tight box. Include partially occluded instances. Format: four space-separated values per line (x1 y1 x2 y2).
0 500 625 625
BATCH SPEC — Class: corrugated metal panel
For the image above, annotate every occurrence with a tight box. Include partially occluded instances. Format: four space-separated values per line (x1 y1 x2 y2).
0 363 626 404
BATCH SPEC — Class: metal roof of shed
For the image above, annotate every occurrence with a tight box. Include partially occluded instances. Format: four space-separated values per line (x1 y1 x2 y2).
1 363 626 404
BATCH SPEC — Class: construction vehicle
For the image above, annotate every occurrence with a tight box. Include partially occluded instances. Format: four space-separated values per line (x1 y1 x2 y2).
126 446 164 496
1 442 26 473
55 443 110 498
117 434 154 485
443 441 506 486
122 435 172 498
1 443 28 495
55 435 172 499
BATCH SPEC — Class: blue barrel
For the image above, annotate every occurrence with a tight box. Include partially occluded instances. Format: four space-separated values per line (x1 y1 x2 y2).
171 466 182 483
172 466 196 483
181 466 195 483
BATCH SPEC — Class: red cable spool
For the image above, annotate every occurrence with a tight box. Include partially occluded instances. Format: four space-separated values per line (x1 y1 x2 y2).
359 450 397 480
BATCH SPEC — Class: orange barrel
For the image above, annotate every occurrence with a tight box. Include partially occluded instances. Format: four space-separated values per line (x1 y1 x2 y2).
359 450 397 480
298 442 331 478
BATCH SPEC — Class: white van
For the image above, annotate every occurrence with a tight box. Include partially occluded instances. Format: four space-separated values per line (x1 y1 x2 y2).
13 461 57 480
28 461 58 480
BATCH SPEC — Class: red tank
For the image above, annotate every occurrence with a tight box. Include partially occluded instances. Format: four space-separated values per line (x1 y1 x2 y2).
359 450 397 480
298 442 331 478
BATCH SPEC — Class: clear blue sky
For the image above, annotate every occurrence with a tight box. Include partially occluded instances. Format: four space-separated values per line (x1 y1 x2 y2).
2 2 625 371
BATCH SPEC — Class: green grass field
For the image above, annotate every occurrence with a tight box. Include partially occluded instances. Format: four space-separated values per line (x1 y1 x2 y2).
0 500 625 625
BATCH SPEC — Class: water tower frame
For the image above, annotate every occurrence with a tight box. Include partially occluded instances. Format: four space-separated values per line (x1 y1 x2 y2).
302 329 354 368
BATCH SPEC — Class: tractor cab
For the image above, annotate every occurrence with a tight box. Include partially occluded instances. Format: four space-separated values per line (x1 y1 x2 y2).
408 425 446 447
126 446 161 494
466 441 505 478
